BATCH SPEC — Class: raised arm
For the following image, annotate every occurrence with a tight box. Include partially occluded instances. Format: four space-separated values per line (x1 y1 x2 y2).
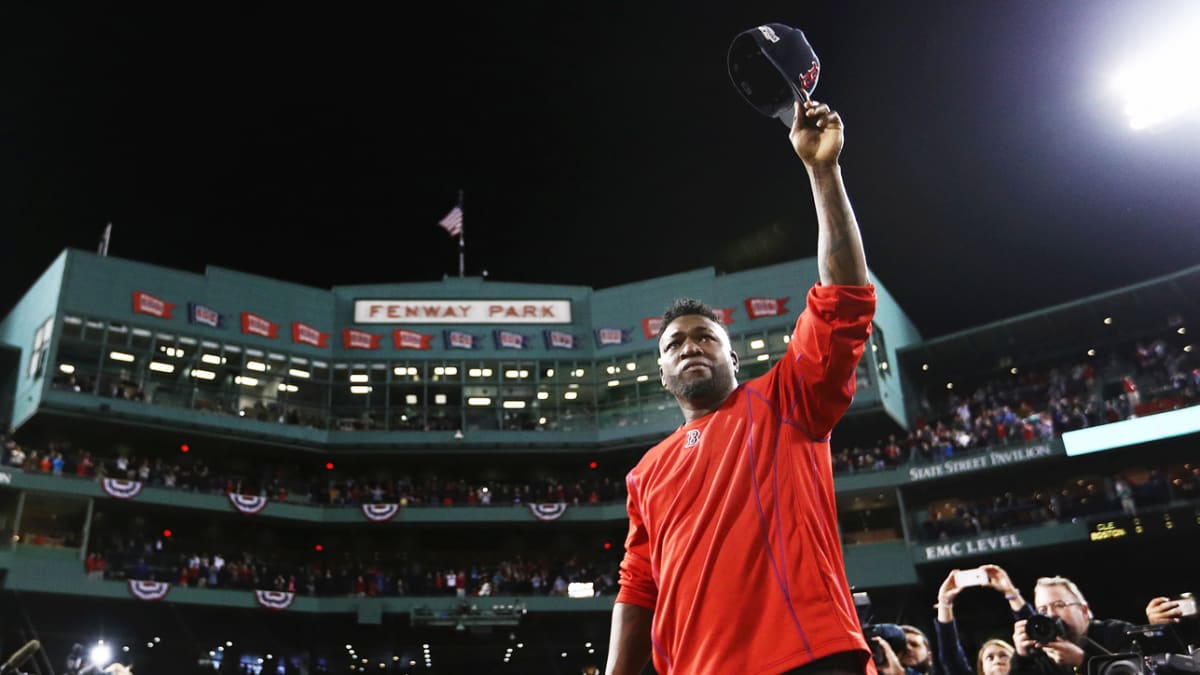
935 569 975 675
790 99 869 286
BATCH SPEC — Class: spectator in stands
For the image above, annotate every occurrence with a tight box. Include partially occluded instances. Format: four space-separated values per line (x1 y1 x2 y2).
6 440 24 468
1112 476 1136 516
609 98 874 675
935 565 1032 675
1011 576 1135 675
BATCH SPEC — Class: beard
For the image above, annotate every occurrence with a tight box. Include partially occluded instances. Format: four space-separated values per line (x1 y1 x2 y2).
665 366 736 406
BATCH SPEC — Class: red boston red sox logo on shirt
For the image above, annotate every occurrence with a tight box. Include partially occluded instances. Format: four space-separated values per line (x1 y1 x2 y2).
685 429 701 448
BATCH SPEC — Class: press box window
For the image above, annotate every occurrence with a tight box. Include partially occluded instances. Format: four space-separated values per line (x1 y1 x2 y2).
28 316 54 379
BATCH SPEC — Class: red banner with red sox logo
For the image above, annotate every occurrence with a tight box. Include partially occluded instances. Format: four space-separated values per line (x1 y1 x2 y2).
292 322 330 347
744 297 789 319
343 329 382 350
132 291 175 319
393 329 433 350
241 313 280 338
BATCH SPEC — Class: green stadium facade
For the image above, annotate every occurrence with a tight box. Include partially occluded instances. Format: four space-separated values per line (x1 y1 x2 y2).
1 249 1198 674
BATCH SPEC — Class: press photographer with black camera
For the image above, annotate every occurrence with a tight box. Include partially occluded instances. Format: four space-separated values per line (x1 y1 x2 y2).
1011 576 1136 675
857 591 910 672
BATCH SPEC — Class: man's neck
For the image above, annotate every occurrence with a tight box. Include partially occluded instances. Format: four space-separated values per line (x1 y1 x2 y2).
675 387 737 422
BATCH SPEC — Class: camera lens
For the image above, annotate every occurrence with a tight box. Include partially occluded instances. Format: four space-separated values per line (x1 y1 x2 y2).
1026 615 1066 643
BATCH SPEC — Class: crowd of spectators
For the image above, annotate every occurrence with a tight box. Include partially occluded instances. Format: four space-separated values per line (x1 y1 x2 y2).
0 434 628 507
90 539 619 599
915 464 1200 541
833 338 1198 475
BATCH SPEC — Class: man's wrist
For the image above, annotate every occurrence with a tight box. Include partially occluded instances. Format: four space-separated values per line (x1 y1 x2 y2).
805 162 842 180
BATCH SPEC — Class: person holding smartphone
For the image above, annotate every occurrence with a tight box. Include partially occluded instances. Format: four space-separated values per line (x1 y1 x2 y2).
933 565 1034 675
1145 592 1198 648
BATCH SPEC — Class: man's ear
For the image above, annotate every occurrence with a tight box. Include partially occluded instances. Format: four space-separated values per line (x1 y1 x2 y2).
659 365 666 388
731 350 739 373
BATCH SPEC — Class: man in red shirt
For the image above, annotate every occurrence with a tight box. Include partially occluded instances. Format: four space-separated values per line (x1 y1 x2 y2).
605 98 875 675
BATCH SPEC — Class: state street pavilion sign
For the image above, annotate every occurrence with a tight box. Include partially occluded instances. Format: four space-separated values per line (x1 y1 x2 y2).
354 299 572 324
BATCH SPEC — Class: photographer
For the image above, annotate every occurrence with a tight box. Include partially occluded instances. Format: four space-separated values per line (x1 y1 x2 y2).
901 625 937 675
1011 576 1135 675
934 565 1033 675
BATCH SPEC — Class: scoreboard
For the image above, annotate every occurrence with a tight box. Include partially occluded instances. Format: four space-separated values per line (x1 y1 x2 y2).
1088 505 1200 542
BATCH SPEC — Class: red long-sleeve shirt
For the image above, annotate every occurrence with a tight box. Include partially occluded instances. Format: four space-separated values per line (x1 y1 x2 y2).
617 284 876 675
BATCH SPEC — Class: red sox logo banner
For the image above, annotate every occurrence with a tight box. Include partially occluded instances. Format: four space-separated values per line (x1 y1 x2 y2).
641 317 663 340
228 493 269 515
132 292 175 319
393 329 433 350
543 330 578 350
343 329 382 350
361 503 401 522
292 322 330 347
188 302 224 328
253 590 295 611
714 308 736 325
594 327 631 347
744 297 790 319
444 330 479 350
528 503 569 521
494 330 529 350
128 580 172 601
241 313 280 338
101 478 144 500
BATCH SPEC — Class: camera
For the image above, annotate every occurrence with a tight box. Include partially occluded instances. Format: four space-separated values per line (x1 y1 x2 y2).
1088 652 1200 675
1087 624 1200 675
854 591 907 666
865 623 909 666
1027 614 1068 643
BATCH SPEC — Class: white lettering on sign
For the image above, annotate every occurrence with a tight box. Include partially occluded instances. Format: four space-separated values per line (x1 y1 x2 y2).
0 472 11 485
355 300 572 324
924 534 1023 561
908 445 1053 482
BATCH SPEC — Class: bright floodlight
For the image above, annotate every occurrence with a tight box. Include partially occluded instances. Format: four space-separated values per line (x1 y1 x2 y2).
1112 18 1200 129
90 643 114 667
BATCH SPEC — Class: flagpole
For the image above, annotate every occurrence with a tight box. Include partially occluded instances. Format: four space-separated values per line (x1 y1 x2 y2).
98 222 112 257
457 189 465 278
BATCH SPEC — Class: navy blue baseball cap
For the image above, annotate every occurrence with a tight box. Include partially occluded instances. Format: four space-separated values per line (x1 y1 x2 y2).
728 23 820 127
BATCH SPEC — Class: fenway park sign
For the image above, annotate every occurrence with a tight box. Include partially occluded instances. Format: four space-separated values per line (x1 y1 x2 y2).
355 300 571 324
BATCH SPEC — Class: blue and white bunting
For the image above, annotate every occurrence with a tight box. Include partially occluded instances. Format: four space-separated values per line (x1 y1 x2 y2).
188 302 224 328
543 330 579 350
493 330 529 350
444 330 480 350
594 327 632 347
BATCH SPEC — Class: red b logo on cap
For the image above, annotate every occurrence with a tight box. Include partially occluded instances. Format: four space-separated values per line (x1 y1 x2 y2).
799 61 819 90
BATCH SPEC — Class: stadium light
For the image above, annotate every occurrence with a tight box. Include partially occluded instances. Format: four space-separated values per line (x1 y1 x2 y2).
1111 14 1200 129
90 642 113 668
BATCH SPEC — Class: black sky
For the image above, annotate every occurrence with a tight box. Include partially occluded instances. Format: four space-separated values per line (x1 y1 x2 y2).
2 1 1198 339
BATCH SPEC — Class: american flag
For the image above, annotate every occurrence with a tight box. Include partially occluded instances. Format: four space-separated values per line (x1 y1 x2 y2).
438 205 463 236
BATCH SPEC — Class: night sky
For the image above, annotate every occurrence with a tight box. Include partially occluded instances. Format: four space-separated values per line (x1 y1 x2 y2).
2 2 1198 339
